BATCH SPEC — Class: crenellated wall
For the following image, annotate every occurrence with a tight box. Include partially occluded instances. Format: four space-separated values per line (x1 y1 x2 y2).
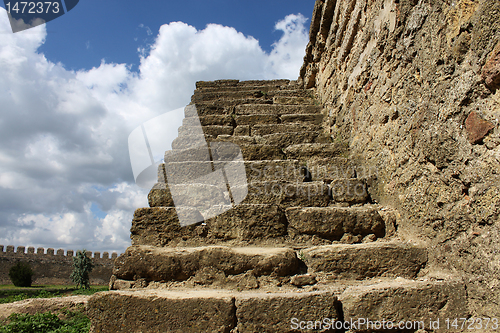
0 245 119 285
300 0 500 317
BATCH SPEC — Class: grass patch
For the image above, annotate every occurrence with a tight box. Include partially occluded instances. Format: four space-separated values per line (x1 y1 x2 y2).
0 286 108 304
0 310 90 333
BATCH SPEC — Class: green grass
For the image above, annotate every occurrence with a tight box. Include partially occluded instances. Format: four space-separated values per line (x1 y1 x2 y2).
0 311 90 333
0 286 108 304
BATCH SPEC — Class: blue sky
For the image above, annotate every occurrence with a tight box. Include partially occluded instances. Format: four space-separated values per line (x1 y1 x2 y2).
2 0 313 70
0 1 314 253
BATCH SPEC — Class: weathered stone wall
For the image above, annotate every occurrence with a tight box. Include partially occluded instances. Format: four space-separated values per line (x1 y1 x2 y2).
300 0 500 316
0 245 118 285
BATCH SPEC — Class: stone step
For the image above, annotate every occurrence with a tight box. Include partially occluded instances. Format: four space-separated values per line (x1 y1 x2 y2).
235 104 322 115
212 144 285 161
234 113 323 126
272 96 315 105
182 115 234 127
194 86 311 98
191 92 315 106
255 131 332 147
329 178 369 204
131 205 288 247
195 79 293 89
88 289 340 333
304 158 355 182
301 242 427 280
171 135 260 150
251 123 319 136
284 143 348 159
191 89 271 103
178 125 234 137
339 279 467 329
238 180 331 207
170 134 213 150
111 245 301 286
286 206 386 242
156 160 303 186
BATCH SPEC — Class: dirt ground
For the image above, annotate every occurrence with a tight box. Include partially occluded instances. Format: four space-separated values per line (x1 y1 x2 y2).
0 295 90 320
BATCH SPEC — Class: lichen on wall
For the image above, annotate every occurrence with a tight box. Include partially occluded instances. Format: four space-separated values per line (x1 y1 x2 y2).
300 0 500 316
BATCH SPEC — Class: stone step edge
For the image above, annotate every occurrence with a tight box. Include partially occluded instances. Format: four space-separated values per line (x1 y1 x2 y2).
88 278 467 332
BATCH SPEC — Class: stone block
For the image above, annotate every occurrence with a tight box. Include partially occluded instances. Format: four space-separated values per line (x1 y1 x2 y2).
252 123 318 136
302 243 427 279
130 207 203 246
241 181 331 207
148 183 174 207
179 125 234 137
183 115 234 127
329 178 369 204
284 143 347 159
16 246 25 254
235 144 285 161
235 104 322 115
236 291 339 332
88 290 236 333
286 206 385 240
280 113 323 124
164 147 211 163
171 134 214 150
305 158 355 181
233 125 250 136
112 245 299 283
256 131 331 147
340 280 468 330
272 96 315 105
206 204 287 241
234 114 279 126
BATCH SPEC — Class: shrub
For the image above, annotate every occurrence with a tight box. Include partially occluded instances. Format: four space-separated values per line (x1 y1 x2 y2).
70 250 94 289
8 262 34 287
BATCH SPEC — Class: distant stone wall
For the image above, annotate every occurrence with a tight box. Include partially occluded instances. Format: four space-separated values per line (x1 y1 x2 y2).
0 245 118 285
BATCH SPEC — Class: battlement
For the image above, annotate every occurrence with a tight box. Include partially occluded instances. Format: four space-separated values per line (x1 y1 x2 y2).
0 245 119 285
0 245 119 260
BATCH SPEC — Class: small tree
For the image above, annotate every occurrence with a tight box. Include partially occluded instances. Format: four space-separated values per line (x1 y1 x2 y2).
70 249 94 289
9 262 34 287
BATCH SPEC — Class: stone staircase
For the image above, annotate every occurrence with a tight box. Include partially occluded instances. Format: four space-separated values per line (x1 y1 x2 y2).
88 80 466 332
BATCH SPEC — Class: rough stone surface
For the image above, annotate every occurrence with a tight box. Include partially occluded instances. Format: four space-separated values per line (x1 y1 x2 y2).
340 280 468 330
130 207 202 247
302 243 427 279
301 0 500 316
329 178 369 204
206 204 287 241
88 290 236 333
235 291 339 333
112 246 300 285
286 206 385 240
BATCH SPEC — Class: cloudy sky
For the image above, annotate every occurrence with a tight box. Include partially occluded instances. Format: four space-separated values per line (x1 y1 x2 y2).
0 0 312 254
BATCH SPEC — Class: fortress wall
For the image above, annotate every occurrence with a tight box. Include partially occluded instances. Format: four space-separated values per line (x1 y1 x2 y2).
300 0 500 316
0 245 119 285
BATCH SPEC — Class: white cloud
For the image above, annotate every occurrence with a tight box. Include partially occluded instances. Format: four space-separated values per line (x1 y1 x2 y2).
0 8 308 253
